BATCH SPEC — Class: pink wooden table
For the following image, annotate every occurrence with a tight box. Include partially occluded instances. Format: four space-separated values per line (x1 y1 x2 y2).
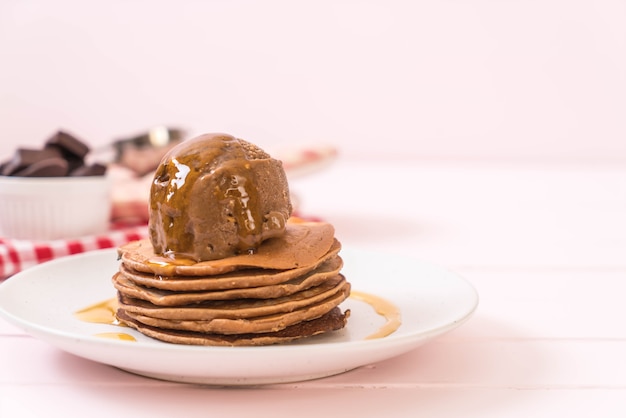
2 159 625 417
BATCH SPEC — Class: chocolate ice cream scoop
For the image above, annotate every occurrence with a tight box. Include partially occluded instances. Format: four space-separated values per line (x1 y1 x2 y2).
148 133 292 262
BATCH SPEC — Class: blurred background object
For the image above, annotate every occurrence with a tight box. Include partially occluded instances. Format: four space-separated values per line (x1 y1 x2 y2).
107 126 186 176
0 0 623 163
0 175 111 240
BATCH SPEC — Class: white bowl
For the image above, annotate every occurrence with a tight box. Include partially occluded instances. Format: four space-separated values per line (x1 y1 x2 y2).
0 175 112 240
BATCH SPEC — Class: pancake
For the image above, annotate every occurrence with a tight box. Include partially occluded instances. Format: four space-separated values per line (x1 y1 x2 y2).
117 307 350 346
113 257 343 305
119 222 336 277
119 283 349 334
117 276 349 321
114 220 351 345
118 241 341 292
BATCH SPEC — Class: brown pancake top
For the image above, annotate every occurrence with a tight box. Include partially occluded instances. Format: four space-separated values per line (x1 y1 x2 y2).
119 221 336 276
119 241 341 291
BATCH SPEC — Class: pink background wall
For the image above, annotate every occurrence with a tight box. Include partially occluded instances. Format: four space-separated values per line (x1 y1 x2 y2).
1 0 624 162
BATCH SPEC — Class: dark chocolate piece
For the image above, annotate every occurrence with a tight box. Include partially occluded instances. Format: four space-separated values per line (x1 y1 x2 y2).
70 163 107 177
1 131 107 178
13 157 69 177
45 145 84 172
1 147 63 176
45 130 90 159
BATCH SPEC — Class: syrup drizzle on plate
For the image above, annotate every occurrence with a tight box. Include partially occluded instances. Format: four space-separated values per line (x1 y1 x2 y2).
349 290 402 339
74 298 136 341
75 291 401 342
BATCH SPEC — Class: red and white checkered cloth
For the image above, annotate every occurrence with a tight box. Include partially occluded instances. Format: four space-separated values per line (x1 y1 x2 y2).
0 226 149 279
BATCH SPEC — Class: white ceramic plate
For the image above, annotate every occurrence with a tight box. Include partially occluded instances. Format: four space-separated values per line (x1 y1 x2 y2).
0 247 478 385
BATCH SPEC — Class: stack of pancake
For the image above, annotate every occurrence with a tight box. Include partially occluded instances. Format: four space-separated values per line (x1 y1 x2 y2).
113 221 350 346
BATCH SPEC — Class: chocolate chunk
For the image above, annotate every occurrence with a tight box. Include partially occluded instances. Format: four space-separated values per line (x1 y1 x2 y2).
45 130 90 159
70 163 107 177
47 147 84 172
1 131 107 178
1 147 63 176
13 157 69 177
